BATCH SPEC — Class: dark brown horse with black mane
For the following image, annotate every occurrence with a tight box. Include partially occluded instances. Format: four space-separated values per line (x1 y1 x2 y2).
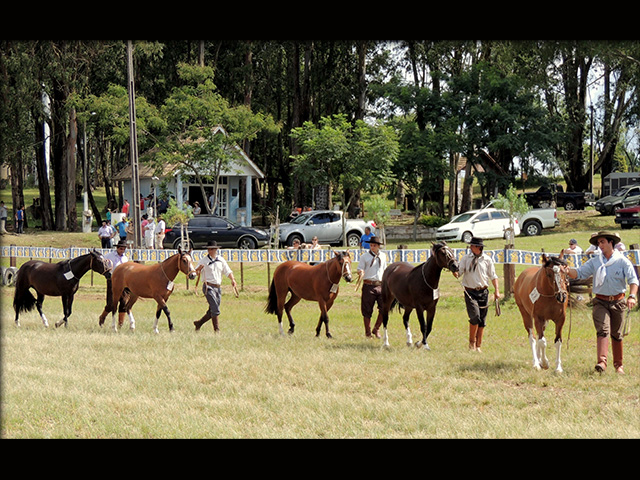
380 242 459 349
265 251 353 338
514 252 568 372
107 248 197 333
13 249 111 328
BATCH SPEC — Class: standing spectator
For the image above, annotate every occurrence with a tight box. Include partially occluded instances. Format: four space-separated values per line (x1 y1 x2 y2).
15 205 25 233
115 217 129 244
566 231 638 373
154 214 166 249
357 236 388 338
360 226 374 249
144 217 156 249
141 214 149 243
121 199 130 215
98 220 112 248
193 201 201 215
0 200 8 234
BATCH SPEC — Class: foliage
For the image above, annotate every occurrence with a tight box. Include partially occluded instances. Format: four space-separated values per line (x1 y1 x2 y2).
491 185 531 246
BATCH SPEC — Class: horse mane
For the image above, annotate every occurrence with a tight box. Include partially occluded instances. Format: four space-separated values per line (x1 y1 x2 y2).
542 255 567 268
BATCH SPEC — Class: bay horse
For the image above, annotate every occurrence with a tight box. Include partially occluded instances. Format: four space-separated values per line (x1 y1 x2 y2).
380 242 459 349
514 252 568 372
265 251 352 338
108 248 197 333
13 250 111 328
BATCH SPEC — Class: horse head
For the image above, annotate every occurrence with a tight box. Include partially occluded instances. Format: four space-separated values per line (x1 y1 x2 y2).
541 253 568 304
335 250 353 283
91 249 112 279
432 242 459 273
178 247 197 280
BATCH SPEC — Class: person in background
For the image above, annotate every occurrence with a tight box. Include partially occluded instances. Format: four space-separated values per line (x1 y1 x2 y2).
0 200 8 234
98 220 112 248
15 205 25 234
121 199 130 215
154 214 166 249
193 201 201 215
115 217 129 244
454 237 500 352
563 238 583 255
566 231 638 374
145 217 156 249
141 214 149 244
360 226 374 249
193 241 237 333
356 236 388 338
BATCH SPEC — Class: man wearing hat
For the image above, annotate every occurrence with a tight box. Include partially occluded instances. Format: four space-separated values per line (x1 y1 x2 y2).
566 231 638 373
194 240 237 332
356 236 388 338
99 239 129 327
456 237 500 352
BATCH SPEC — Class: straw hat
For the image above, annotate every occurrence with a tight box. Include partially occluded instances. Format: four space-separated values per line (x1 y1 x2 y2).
589 230 621 246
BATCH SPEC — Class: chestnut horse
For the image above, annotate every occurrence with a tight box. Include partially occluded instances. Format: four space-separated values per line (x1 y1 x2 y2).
108 248 197 333
380 242 459 349
514 253 568 372
13 250 111 328
265 251 352 338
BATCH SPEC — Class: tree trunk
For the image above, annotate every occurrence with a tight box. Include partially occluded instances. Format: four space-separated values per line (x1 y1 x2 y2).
33 116 54 230
66 107 78 231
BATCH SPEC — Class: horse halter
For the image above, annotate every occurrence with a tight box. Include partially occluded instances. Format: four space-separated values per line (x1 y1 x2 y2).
435 244 459 273
328 252 352 283
544 262 568 304
179 252 198 280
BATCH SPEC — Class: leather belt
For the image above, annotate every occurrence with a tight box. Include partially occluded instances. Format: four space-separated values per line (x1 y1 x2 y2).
206 282 221 288
465 286 488 291
595 293 624 302
363 280 382 286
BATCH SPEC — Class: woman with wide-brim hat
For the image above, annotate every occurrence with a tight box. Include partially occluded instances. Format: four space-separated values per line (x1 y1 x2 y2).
566 231 638 373
193 240 237 332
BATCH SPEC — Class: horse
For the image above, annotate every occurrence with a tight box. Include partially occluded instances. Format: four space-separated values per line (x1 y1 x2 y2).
514 252 569 372
264 250 353 338
108 248 197 333
380 242 459 349
13 249 112 328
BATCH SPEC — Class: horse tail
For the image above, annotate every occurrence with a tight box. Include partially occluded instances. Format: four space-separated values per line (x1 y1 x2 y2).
13 267 37 314
264 280 278 315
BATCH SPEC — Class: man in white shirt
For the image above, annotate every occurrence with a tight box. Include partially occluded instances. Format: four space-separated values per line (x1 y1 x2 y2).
194 241 237 332
456 237 500 352
357 236 388 338
99 240 130 327
154 214 166 249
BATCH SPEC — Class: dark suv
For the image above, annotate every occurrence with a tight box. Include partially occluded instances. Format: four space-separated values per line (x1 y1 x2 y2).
163 215 270 250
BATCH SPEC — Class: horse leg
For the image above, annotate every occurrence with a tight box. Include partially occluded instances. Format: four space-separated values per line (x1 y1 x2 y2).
380 297 393 348
554 321 564 373
415 308 432 350
35 292 49 328
536 320 549 370
527 326 542 370
284 294 301 335
319 298 336 339
55 295 72 328
153 301 173 333
402 309 413 347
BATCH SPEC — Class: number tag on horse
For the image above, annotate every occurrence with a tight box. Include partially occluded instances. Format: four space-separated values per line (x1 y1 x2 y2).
529 287 540 304
330 283 339 294
432 287 439 299
167 281 174 291
64 270 74 280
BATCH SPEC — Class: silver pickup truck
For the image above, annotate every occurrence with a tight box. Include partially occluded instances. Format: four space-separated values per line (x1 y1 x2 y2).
486 201 559 236
278 210 375 247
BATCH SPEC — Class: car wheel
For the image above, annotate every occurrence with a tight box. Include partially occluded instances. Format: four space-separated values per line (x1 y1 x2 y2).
346 232 361 247
564 200 576 210
462 231 473 244
287 234 303 247
522 220 541 236
238 237 257 249
173 238 193 250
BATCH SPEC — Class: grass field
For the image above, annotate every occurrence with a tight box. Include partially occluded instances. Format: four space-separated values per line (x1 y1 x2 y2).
1 208 639 438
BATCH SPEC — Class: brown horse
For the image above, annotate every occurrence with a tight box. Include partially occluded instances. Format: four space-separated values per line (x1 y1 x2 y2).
108 248 197 333
265 251 353 338
514 253 568 372
13 250 111 328
380 242 459 349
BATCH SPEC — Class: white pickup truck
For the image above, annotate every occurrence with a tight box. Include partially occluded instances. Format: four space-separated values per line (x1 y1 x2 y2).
278 210 375 247
485 201 559 236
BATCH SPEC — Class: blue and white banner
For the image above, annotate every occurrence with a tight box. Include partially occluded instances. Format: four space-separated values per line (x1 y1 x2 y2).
2 245 639 267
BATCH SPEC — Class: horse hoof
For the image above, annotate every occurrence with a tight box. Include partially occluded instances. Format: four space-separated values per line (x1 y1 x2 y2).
326 333 333 339
287 328 294 335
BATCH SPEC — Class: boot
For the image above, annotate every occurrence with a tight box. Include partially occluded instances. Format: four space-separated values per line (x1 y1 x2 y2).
194 312 211 331
475 327 485 353
363 317 372 337
211 315 220 332
612 338 624 374
372 314 383 339
468 323 478 351
595 336 609 373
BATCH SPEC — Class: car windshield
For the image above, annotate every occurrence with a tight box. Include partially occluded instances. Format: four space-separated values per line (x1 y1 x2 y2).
450 213 475 223
290 213 313 225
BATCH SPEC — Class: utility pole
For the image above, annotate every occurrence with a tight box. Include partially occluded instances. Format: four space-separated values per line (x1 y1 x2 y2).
127 40 142 249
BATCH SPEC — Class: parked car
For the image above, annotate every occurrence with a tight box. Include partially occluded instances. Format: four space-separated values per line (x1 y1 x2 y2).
523 184 595 210
278 210 374 247
595 184 640 215
436 208 521 243
614 204 640 229
163 215 270 250
485 201 559 236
